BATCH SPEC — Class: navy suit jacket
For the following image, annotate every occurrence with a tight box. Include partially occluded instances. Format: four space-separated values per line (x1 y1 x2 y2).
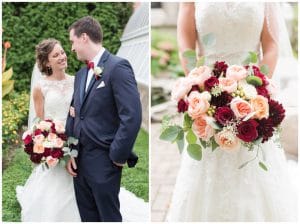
66 50 142 167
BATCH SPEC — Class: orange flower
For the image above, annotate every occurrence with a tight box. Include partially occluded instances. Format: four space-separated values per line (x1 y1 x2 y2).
4 41 11 49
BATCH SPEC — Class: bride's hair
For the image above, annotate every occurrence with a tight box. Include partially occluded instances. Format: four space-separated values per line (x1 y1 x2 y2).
35 38 60 76
69 16 103 44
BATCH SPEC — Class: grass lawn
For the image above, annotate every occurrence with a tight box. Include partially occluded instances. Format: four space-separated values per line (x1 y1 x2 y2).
2 129 149 222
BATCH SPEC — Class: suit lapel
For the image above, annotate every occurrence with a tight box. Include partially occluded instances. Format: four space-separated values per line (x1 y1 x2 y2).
81 50 110 107
79 67 88 104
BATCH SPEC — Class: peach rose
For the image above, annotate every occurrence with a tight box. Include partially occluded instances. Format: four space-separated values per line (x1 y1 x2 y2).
47 133 57 142
54 121 65 134
33 144 45 154
187 65 211 87
214 129 241 151
192 115 215 141
250 95 269 119
36 121 52 131
54 138 64 148
171 77 193 101
226 65 248 81
46 156 59 167
34 134 45 145
188 91 210 119
230 98 253 118
219 77 237 93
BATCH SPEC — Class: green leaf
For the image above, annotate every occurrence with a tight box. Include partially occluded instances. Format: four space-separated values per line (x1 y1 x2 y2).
196 56 205 67
211 138 219 152
260 64 269 76
187 144 202 161
243 51 258 65
259 161 268 171
183 112 193 130
201 33 216 48
176 130 185 153
199 139 207 148
2 67 13 82
67 137 79 145
186 129 197 144
182 49 197 71
159 125 180 142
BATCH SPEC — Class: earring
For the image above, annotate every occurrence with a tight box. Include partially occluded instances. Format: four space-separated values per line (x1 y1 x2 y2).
47 66 53 75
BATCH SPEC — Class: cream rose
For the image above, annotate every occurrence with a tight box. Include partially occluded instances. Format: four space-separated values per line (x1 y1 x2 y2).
187 91 210 119
187 65 211 87
214 129 241 151
250 95 269 119
226 65 248 81
46 156 59 167
230 97 253 118
192 115 215 141
219 77 237 93
171 77 192 101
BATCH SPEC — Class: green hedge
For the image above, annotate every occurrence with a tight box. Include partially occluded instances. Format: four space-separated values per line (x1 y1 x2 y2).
2 2 133 92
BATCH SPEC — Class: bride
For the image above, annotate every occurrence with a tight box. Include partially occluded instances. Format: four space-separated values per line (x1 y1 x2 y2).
167 3 297 222
16 39 148 222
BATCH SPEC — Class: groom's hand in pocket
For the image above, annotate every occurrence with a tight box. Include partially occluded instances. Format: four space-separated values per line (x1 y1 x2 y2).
66 157 77 177
113 161 125 167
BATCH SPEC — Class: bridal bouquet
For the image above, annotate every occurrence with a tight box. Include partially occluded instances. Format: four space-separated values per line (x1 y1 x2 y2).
22 119 78 168
160 52 285 170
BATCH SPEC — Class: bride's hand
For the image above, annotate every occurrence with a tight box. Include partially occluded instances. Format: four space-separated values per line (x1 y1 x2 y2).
66 157 77 177
70 106 75 117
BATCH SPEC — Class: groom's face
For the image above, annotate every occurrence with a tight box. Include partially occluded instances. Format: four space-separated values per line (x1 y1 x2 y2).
69 29 86 61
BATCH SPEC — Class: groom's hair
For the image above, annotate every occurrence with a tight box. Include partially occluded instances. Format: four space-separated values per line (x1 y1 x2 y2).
69 16 103 44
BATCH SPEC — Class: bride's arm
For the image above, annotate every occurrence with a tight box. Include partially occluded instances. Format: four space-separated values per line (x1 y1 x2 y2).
177 2 197 76
260 17 278 78
33 86 44 120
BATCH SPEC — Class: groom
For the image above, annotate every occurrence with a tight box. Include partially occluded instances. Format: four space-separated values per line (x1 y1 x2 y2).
65 16 142 222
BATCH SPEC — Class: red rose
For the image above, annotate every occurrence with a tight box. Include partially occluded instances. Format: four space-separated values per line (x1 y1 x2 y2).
58 133 68 141
237 119 259 142
214 106 234 125
23 134 32 145
30 153 43 164
177 99 189 113
34 129 42 136
204 76 219 91
51 149 64 158
43 148 51 157
213 61 228 78
256 86 270 99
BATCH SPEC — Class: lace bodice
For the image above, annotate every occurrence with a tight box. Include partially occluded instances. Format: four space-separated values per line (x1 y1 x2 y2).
195 2 265 65
37 75 74 124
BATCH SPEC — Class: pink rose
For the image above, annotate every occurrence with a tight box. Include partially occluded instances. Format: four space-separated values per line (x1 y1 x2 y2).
54 120 65 134
214 129 241 151
219 77 237 93
47 133 57 142
34 134 45 145
187 91 210 119
226 65 248 81
171 77 192 101
250 95 269 119
46 156 59 167
230 98 253 119
33 144 45 154
187 65 211 87
36 121 52 131
192 115 215 141
54 138 64 148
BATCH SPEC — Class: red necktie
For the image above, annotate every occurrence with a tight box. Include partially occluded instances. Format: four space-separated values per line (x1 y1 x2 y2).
86 61 94 70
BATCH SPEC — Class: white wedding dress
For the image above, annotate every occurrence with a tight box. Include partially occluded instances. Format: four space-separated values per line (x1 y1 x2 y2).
167 3 298 222
16 75 149 222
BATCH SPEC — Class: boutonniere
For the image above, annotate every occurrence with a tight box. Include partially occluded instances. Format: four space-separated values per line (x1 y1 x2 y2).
94 66 103 80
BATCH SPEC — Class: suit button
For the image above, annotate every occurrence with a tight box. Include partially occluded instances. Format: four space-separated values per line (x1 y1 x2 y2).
80 116 84 120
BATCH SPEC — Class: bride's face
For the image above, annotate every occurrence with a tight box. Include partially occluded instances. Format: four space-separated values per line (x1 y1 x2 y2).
47 44 67 71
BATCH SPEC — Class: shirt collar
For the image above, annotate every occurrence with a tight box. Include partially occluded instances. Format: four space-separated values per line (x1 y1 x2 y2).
91 47 105 66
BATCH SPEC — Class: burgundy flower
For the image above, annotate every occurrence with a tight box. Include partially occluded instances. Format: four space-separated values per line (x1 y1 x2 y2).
237 119 259 142
256 86 270 99
42 131 49 137
34 129 42 136
213 61 228 78
214 106 234 126
177 99 189 113
24 143 34 155
30 153 43 164
257 118 274 143
51 123 56 133
211 92 233 107
23 134 32 145
51 149 64 158
58 133 68 141
204 76 219 91
43 148 51 157
268 99 285 127
188 85 200 96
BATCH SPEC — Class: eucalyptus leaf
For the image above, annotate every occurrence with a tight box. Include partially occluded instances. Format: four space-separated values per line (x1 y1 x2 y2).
183 49 197 71
186 129 197 144
259 161 268 171
183 113 193 130
67 137 79 146
159 125 181 142
70 149 78 158
199 139 207 148
176 131 185 153
243 51 258 65
187 144 202 161
211 138 219 152
196 56 205 67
